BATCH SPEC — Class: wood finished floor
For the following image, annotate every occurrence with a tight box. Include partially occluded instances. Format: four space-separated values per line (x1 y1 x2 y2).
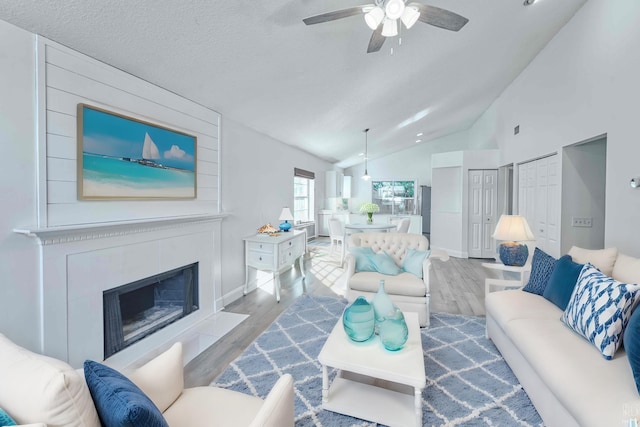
184 238 495 388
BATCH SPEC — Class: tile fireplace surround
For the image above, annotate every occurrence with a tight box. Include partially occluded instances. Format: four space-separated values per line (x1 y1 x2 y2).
15 214 229 369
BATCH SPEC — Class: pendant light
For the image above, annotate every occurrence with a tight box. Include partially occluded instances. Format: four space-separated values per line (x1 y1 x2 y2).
362 128 371 181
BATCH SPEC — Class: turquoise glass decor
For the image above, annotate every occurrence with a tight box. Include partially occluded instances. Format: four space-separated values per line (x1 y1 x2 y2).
372 280 395 323
342 296 375 342
378 307 409 351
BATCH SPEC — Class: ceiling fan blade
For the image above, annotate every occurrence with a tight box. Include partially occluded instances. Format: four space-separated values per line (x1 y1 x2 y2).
410 3 469 31
367 26 386 53
303 6 370 25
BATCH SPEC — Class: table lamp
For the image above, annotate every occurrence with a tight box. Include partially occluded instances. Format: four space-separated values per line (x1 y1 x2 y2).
278 207 294 232
492 215 535 266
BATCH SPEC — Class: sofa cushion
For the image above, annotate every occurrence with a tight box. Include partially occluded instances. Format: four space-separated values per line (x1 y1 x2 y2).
349 247 377 272
163 387 263 427
367 252 402 275
542 255 583 310
486 290 562 327
612 253 640 285
624 305 640 394
568 246 618 277
126 342 183 413
522 247 556 296
84 360 169 427
506 317 635 427
402 248 430 278
349 271 426 297
0 408 16 426
0 334 101 427
561 263 640 359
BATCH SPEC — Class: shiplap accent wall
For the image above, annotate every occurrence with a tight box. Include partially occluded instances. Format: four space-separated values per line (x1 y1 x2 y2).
38 37 220 227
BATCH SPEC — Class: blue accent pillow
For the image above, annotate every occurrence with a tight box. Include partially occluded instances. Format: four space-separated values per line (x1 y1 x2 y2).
84 360 169 427
542 254 584 310
561 263 640 359
624 306 640 394
349 247 377 272
0 408 16 426
402 249 430 278
522 247 557 295
366 252 402 275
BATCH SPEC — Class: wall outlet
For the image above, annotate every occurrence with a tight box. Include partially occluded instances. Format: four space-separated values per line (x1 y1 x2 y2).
572 217 593 227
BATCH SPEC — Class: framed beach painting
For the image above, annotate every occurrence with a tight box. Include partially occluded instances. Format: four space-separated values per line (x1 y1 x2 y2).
77 104 197 200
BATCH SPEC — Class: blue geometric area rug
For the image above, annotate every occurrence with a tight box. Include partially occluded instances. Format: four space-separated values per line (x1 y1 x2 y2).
211 295 543 426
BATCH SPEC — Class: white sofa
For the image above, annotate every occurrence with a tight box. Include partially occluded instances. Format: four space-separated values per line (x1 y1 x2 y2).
486 247 640 427
345 232 449 327
0 335 294 427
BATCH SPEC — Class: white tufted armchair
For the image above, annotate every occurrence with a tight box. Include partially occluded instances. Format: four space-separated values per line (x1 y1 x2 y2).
345 232 449 327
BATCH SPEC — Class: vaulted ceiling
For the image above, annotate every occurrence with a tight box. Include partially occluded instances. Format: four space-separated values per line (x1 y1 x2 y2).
0 0 586 167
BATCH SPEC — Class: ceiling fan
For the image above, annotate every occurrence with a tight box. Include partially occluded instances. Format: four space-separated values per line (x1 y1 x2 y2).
303 0 469 53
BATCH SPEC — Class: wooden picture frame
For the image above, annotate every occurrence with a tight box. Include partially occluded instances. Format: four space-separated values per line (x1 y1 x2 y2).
77 104 197 200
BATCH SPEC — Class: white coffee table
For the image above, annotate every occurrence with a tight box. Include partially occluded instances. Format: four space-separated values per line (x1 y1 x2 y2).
318 312 425 427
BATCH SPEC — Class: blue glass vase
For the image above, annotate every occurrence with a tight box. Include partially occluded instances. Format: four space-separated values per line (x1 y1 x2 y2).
378 307 409 351
372 280 395 323
342 297 375 342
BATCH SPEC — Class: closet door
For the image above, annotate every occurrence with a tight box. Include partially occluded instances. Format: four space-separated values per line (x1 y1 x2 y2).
468 170 498 258
517 154 560 258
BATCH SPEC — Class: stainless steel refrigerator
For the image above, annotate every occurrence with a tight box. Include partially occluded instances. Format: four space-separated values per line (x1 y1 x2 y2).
420 186 431 241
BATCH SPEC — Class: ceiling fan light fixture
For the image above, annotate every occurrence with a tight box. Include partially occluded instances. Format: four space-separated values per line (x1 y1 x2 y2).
364 6 385 30
381 18 398 37
384 0 405 20
401 6 420 29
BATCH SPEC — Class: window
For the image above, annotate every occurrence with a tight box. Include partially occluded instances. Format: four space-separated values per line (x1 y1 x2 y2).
371 180 416 215
293 168 315 223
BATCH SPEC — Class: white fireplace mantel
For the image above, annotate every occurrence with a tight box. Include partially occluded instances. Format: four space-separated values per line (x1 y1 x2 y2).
13 213 228 368
14 213 228 245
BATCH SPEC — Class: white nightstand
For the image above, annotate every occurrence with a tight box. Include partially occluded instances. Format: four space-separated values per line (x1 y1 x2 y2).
243 230 306 302
481 262 531 296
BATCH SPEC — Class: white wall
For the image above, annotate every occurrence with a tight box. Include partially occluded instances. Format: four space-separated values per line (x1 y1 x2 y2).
561 137 606 253
0 20 40 350
219 118 333 304
467 0 640 256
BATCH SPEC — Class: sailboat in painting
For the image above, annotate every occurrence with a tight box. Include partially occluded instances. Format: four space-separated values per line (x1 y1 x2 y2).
136 133 166 168
142 132 160 160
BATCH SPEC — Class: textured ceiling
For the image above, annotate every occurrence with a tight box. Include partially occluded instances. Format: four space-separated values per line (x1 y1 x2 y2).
0 0 586 167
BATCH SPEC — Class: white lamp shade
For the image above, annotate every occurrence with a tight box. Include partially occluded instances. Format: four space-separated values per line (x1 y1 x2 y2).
401 6 420 29
364 7 384 30
381 18 398 37
385 0 405 20
492 215 535 242
279 207 294 221
362 171 371 181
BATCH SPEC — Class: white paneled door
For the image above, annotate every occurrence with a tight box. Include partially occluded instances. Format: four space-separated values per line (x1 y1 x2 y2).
468 169 498 258
518 154 560 258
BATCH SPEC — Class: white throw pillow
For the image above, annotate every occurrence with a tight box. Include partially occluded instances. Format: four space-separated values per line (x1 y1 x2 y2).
126 342 184 413
568 246 618 277
0 334 101 427
612 253 640 285
561 263 640 359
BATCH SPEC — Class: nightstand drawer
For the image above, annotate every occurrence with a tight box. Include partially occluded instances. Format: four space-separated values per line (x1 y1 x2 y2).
247 250 274 269
248 241 273 253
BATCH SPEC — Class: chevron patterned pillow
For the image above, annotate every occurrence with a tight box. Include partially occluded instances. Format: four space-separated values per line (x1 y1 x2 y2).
561 263 640 360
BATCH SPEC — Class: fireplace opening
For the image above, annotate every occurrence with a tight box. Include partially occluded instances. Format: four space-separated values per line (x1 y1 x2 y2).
103 263 199 359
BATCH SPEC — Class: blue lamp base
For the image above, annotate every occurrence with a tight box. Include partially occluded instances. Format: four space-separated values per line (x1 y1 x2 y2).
279 221 292 232
499 242 529 266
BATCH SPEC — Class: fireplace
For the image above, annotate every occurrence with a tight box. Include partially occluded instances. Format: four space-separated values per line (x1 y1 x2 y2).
103 263 199 359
